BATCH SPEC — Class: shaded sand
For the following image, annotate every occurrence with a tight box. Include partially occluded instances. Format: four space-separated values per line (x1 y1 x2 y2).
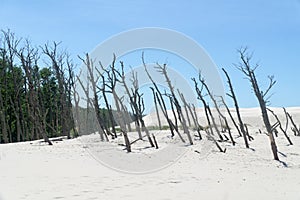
0 107 300 200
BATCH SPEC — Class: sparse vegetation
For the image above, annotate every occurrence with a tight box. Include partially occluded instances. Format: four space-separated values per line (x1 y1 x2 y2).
0 30 299 162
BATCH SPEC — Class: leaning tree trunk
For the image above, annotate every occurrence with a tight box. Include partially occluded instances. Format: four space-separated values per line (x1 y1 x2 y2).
222 68 249 148
220 96 242 137
150 87 162 130
113 91 131 152
237 48 279 160
155 63 193 145
267 108 293 145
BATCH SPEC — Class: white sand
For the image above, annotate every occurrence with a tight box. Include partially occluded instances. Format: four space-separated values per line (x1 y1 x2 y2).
0 107 300 200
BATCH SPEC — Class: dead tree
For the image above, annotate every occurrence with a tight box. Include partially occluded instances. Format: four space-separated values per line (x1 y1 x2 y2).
283 107 300 136
43 42 72 139
192 78 214 137
117 63 142 139
152 134 159 149
78 54 108 141
192 104 202 129
194 74 223 141
283 107 289 134
156 63 193 145
198 73 235 145
103 55 131 152
0 73 9 143
220 96 242 137
267 108 293 145
143 56 184 142
0 46 9 143
243 124 254 141
192 104 204 139
121 66 155 147
222 68 249 148
192 78 226 152
18 41 52 145
166 94 179 131
96 66 117 138
135 88 155 147
65 56 77 138
177 92 192 127
72 69 81 135
178 91 202 139
150 87 162 130
2 30 24 142
237 48 279 160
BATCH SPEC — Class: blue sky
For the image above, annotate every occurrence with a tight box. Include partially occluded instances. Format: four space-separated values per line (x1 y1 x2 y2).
1 0 300 108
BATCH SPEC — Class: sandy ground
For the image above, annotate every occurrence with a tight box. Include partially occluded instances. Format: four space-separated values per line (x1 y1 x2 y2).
0 107 300 200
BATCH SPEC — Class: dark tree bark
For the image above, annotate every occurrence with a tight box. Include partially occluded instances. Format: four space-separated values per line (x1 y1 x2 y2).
2 31 23 142
267 108 293 145
150 87 162 130
222 68 249 148
155 63 193 145
167 95 179 131
283 107 300 136
197 73 235 145
143 56 184 141
97 69 117 138
220 96 242 137
102 55 131 152
0 89 8 143
193 75 223 141
116 63 154 147
178 92 202 139
43 43 71 139
237 48 279 160
79 54 107 141
18 41 52 145
192 78 225 152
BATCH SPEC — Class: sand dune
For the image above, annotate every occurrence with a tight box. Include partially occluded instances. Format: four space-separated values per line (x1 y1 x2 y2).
0 107 300 200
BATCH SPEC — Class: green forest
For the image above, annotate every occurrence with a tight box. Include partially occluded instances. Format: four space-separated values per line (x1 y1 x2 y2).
0 30 76 144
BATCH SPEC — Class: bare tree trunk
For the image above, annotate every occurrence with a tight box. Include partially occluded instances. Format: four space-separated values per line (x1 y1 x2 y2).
189 104 202 139
100 55 131 151
222 68 249 148
41 44 75 140
220 96 242 137
98 73 117 138
82 54 107 141
179 91 202 139
5 38 23 141
113 91 131 152
77 73 106 140
199 77 235 145
143 59 184 141
168 95 178 131
0 95 8 143
155 92 177 138
267 108 293 145
150 87 162 130
178 90 193 128
18 42 53 145
283 108 300 136
192 77 227 153
72 75 81 136
155 63 193 145
237 48 278 160
152 134 159 149
9 97 22 142
243 124 253 141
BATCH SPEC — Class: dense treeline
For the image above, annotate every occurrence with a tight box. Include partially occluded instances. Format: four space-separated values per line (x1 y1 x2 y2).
0 30 75 144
